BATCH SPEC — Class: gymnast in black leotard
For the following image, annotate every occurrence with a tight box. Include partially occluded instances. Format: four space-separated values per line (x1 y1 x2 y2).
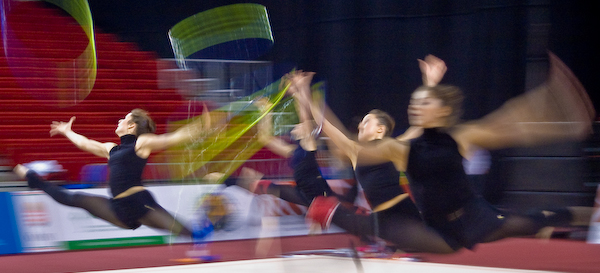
282 57 460 253
232 98 440 252
354 153 405 209
14 107 211 236
349 52 595 251
108 134 147 198
405 127 506 250
299 108 456 253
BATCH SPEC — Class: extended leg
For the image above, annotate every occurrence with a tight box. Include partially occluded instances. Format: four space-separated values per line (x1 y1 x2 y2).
308 196 456 254
482 207 579 243
290 146 334 200
138 204 193 236
377 215 455 254
15 164 129 229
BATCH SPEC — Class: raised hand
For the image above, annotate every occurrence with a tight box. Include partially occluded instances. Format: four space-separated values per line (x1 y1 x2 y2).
286 71 315 104
50 116 76 137
282 70 310 97
291 71 315 92
418 54 447 87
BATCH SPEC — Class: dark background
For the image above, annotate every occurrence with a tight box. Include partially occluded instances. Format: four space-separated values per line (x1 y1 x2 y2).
86 0 598 135
84 0 599 207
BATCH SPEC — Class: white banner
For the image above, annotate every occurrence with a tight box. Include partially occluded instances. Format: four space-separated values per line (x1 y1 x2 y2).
11 183 344 252
11 191 65 252
51 184 221 242
587 185 600 244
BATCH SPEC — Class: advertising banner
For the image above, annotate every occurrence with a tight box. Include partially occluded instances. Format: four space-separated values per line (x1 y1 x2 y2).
11 191 65 252
11 183 344 252
587 185 600 244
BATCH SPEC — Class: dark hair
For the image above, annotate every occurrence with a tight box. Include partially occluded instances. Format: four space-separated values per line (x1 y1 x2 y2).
368 109 395 137
415 84 464 126
129 108 156 135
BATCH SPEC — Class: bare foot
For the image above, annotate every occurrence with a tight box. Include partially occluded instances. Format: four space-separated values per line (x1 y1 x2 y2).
13 164 29 179
535 226 554 240
238 167 265 193
203 172 225 183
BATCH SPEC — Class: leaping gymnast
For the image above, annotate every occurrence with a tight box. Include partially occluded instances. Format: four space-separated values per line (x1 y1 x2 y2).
234 56 455 253
284 56 458 253
296 52 594 252
14 107 211 238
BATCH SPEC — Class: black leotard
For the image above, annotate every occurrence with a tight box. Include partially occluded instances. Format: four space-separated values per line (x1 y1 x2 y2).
355 149 405 209
405 128 508 250
406 128 475 217
108 134 147 197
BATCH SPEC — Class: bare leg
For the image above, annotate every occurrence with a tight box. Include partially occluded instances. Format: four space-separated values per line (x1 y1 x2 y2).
290 146 334 200
331 204 455 254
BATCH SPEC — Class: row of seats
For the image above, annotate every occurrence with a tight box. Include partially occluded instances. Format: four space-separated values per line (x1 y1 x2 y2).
0 79 164 89
0 1 188 182
0 57 160 69
0 1 289 184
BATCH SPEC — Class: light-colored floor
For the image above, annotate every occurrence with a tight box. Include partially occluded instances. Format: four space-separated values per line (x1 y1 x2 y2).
82 256 561 273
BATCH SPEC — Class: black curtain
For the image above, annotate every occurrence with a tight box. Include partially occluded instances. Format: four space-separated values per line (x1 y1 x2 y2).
88 0 597 134
548 0 599 119
261 0 530 134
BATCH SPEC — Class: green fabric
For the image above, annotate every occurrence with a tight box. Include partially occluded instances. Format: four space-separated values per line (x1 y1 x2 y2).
166 79 290 180
168 3 273 61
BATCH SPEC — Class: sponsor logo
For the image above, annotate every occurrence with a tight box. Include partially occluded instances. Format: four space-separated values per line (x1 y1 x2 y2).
21 201 50 226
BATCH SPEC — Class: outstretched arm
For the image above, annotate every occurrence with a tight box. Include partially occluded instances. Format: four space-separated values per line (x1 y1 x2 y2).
452 52 594 156
356 138 410 171
290 72 361 166
286 71 318 152
136 102 212 154
396 126 423 141
50 117 116 159
256 102 297 158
